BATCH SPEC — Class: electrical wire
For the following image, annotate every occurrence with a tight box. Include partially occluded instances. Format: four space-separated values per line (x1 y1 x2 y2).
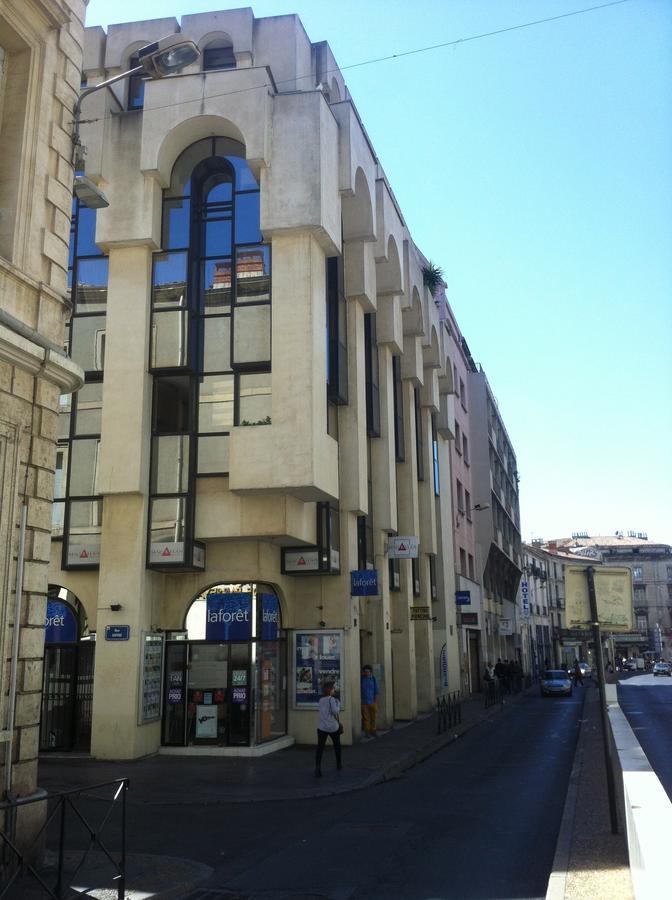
76 0 631 126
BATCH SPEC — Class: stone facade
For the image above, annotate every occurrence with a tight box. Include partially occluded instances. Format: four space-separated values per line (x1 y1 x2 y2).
47 8 469 760
0 0 85 844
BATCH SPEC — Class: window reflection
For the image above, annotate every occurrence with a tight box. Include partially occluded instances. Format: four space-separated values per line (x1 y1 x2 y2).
236 246 270 303
203 259 232 312
162 199 190 249
75 257 108 312
235 192 261 244
199 375 234 432
238 372 271 425
153 252 188 307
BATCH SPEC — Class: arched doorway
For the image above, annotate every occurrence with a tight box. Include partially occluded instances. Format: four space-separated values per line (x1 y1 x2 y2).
162 583 286 748
40 586 94 752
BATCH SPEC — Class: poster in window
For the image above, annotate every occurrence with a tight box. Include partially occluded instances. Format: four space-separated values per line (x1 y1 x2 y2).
293 630 343 709
138 632 164 724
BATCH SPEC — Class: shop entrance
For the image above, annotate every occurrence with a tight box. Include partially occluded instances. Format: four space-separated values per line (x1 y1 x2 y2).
161 583 287 748
163 642 251 746
40 588 94 752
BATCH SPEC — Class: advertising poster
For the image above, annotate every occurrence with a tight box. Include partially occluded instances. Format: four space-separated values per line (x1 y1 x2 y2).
44 601 78 644
294 630 343 708
205 592 252 640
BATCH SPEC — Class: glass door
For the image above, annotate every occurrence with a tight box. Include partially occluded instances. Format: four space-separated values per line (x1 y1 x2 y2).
163 641 188 745
40 646 77 751
186 643 229 745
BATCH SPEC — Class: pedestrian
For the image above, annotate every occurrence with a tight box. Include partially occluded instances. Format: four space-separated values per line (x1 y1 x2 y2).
361 664 379 738
573 660 583 686
483 661 495 683
315 681 342 777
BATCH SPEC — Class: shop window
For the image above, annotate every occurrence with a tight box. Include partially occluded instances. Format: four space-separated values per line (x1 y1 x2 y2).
468 553 475 581
364 314 380 437
392 355 404 462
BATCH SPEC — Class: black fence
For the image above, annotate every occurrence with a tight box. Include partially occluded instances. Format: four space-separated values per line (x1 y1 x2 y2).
436 691 462 734
0 778 128 899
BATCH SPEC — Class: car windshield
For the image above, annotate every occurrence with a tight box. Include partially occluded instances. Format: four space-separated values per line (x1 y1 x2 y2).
544 670 568 680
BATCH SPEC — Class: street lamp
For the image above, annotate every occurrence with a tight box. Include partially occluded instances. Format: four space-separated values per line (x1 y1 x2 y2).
455 502 490 528
72 34 201 206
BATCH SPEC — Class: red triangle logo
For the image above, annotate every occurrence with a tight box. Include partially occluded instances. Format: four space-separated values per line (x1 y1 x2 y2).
398 543 406 552
162 547 171 557
79 549 89 559
297 556 306 566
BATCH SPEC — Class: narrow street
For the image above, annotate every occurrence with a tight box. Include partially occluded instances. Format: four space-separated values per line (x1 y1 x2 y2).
45 688 584 900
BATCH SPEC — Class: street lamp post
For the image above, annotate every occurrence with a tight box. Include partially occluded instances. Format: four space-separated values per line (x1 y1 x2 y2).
71 34 201 205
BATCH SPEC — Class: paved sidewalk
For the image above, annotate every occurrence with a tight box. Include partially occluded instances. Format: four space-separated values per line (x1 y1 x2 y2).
547 679 633 900
31 682 633 899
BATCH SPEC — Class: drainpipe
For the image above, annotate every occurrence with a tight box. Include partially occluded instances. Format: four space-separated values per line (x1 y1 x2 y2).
4 501 28 800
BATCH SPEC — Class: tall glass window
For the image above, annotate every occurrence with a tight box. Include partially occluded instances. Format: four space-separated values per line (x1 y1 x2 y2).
57 196 106 568
364 313 380 438
149 138 269 567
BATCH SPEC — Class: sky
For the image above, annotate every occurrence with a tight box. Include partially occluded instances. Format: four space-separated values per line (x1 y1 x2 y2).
83 0 672 545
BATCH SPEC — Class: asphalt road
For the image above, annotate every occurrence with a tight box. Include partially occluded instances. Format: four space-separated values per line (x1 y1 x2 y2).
111 688 583 899
618 673 672 801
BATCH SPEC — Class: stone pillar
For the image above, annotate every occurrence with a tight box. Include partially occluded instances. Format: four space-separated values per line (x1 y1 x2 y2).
92 245 158 759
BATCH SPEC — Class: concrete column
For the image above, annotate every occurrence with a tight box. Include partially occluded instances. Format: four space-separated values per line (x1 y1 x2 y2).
414 402 437 711
92 245 158 759
391 378 422 720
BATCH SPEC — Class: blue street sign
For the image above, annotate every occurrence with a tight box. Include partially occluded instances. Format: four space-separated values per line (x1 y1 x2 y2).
351 570 379 596
105 625 130 641
456 591 471 606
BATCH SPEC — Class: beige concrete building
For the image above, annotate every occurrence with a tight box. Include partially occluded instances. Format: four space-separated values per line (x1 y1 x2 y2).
45 8 467 760
467 369 522 668
0 0 85 836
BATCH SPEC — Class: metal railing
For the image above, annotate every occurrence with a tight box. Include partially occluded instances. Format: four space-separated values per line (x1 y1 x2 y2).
436 691 462 734
0 778 128 899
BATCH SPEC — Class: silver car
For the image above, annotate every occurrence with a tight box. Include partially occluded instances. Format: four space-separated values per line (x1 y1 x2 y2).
653 662 671 677
540 670 573 697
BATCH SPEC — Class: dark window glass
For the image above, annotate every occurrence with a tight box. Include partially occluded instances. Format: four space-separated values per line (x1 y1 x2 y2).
357 516 367 571
199 374 234 432
415 388 424 481
149 496 187 544
203 44 236 70
202 259 232 312
73 382 103 435
75 257 108 313
162 199 191 249
238 372 271 424
412 557 421 597
151 309 189 369
235 192 262 244
389 556 401 591
69 439 100 497
153 377 192 434
392 355 404 461
226 155 258 190
151 435 190 494
153 252 188 307
432 414 440 496
76 205 100 256
204 217 232 258
364 314 380 437
236 246 270 303
206 179 233 203
128 56 147 110
326 256 348 405
429 555 437 600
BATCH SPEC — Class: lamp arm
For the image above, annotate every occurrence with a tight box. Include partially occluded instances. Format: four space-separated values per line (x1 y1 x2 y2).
72 65 144 166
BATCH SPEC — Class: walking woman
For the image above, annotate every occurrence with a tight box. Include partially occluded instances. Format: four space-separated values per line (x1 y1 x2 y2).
315 681 342 777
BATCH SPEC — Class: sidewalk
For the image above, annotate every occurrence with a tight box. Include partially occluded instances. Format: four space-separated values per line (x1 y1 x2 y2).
546 679 633 900
32 682 632 899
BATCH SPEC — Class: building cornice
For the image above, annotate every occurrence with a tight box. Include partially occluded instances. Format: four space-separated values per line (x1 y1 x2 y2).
0 324 84 393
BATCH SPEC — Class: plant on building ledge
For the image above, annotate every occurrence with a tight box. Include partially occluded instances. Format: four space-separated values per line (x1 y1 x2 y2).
422 261 444 297
240 416 271 426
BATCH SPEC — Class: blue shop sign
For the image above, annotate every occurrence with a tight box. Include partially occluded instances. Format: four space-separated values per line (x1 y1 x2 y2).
351 569 379 596
260 594 280 640
44 601 78 644
206 593 252 640
456 591 471 606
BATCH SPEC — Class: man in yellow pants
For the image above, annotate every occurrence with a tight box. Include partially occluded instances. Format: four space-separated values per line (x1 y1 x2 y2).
361 665 379 738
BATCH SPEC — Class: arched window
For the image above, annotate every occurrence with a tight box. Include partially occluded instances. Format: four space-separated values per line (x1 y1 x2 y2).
148 138 270 568
202 38 236 71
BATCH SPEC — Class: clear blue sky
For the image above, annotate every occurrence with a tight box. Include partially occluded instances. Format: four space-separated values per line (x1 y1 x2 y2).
84 0 672 545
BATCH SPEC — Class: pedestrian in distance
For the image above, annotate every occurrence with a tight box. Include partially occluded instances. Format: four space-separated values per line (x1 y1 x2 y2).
573 660 584 686
361 664 379 738
315 680 342 777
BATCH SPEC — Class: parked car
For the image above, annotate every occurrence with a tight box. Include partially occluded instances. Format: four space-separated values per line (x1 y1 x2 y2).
622 659 637 671
540 670 573 697
653 662 671 677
